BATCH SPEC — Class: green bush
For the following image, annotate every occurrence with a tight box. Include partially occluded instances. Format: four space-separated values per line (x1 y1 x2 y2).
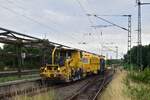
128 68 150 84
125 68 150 100
129 85 150 100
123 63 138 71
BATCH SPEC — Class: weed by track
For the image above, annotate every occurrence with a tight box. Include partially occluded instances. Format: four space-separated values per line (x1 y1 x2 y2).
124 68 150 100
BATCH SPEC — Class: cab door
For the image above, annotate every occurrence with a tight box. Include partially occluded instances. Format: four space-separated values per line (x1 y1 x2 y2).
100 59 105 73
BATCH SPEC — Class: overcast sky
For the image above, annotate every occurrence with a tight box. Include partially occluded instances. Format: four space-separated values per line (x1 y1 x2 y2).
0 0 150 59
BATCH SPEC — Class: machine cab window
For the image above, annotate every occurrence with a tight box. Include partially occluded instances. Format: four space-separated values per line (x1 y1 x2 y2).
57 49 72 66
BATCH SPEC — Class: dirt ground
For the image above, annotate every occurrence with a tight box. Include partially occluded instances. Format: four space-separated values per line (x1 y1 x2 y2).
98 69 131 100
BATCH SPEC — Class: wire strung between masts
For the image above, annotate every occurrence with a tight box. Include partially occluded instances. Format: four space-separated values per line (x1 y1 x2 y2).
0 1 86 48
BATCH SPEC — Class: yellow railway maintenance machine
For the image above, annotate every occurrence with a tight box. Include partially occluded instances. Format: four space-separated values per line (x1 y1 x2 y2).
40 47 105 82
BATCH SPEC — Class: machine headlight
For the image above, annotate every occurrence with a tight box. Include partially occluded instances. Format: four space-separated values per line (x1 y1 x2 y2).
45 67 47 70
58 67 60 71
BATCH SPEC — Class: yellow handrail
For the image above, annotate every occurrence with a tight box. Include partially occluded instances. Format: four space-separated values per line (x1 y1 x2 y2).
52 47 57 65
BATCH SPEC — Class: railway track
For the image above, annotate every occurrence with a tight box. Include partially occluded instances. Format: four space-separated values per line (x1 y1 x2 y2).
0 76 91 100
0 69 114 100
67 70 114 100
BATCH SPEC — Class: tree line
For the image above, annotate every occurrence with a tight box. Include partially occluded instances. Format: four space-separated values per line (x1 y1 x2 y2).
124 44 150 69
0 44 52 71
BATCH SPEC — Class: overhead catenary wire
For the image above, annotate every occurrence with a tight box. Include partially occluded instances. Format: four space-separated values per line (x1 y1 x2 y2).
0 1 83 47
0 4 68 45
1 0 122 58
5 0 80 40
89 14 132 60
92 15 129 31
5 0 26 10
75 0 129 58
73 0 92 50
2 1 65 36
0 4 59 33
75 0 97 35
102 45 121 59
93 14 131 60
5 0 62 28
75 0 101 53
82 0 106 55
84 0 104 54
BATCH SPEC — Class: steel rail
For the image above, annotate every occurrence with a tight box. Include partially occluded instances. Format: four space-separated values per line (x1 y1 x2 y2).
65 76 100 100
0 75 95 99
92 71 114 100
67 70 114 100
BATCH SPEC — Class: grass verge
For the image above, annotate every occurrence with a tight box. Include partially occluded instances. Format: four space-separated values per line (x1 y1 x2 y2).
124 68 150 100
14 87 57 100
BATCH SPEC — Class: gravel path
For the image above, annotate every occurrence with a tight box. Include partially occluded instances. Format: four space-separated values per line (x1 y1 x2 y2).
98 69 130 100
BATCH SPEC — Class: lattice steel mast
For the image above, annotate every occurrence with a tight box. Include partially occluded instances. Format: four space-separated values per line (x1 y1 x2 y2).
136 0 150 69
